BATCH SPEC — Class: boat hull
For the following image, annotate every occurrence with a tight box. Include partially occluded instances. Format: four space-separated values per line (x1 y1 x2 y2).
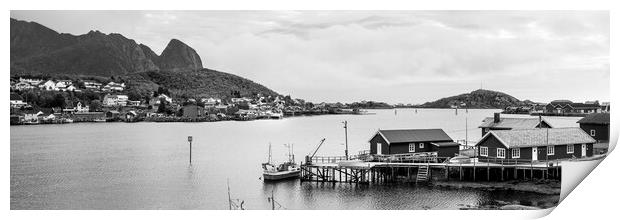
263 170 301 181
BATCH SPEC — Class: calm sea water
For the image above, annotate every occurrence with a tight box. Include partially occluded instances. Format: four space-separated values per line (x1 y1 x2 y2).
11 109 575 209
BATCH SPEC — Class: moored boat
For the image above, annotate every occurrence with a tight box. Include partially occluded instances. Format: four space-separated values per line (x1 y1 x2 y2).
262 143 300 181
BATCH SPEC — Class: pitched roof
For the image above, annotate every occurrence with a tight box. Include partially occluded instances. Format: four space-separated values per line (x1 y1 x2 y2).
477 128 596 149
478 117 552 129
577 113 610 125
375 129 453 144
10 93 23 101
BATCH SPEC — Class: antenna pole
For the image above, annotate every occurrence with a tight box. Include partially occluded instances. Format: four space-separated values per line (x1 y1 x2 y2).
343 121 349 159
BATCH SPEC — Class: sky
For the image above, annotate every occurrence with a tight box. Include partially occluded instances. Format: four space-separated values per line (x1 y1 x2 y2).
10 11 610 104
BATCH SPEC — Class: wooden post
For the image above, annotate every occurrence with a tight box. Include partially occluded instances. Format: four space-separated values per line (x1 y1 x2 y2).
473 160 476 182
459 164 463 180
530 161 534 180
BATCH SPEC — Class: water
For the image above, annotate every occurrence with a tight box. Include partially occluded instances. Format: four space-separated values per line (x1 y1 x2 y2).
11 109 573 209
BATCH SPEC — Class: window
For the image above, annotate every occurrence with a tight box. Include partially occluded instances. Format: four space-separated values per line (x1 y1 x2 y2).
419 143 425 149
590 129 596 136
408 143 415 152
480 147 488 157
567 145 574 154
511 148 520 158
547 146 554 155
497 148 506 158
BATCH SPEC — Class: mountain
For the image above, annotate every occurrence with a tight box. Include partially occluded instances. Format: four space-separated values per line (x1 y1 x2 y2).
10 18 202 76
417 89 531 109
10 18 280 99
158 39 203 72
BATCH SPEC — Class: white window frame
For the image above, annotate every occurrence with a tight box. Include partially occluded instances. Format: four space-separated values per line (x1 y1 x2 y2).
480 147 488 157
590 129 596 136
567 145 574 154
497 148 506 159
408 143 415 152
419 143 424 149
511 148 520 158
547 145 554 155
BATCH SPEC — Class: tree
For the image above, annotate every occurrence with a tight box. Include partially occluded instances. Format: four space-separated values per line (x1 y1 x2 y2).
157 98 168 114
90 100 102 112
50 93 66 108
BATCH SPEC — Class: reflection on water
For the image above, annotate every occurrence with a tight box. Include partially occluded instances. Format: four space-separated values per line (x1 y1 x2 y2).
11 109 565 209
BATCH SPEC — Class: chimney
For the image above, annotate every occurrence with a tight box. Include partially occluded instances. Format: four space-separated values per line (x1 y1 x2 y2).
494 113 501 123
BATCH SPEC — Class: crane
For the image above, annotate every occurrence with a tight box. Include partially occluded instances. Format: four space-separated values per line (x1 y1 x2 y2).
305 138 326 165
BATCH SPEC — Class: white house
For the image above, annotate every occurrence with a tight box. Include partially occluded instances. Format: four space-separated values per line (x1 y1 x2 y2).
14 81 35 91
84 81 102 90
103 94 129 106
40 80 57 91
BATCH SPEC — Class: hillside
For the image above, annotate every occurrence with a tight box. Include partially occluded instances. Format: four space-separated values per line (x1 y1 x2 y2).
123 69 280 100
10 18 202 75
10 18 282 99
417 89 531 109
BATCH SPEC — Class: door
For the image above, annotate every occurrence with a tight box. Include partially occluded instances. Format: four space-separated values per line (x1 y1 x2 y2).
581 144 587 157
376 143 382 155
532 147 538 161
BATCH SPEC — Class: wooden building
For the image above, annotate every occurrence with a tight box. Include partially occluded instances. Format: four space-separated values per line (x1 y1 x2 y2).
368 129 459 158
577 113 610 143
478 113 552 137
475 127 595 161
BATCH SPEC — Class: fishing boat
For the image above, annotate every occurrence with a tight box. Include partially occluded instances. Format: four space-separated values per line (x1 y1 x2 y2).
262 143 300 181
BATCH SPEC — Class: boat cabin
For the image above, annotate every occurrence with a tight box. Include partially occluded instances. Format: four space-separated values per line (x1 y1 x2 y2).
369 129 459 158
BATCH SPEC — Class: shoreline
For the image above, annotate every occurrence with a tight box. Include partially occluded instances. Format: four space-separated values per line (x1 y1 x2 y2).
432 179 561 195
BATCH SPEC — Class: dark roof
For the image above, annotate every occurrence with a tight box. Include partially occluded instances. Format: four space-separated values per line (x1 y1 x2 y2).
477 128 595 149
479 117 552 129
376 129 453 144
577 113 610 125
10 93 23 101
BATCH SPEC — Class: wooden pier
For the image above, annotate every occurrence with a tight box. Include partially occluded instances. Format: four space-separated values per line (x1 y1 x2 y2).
300 154 562 184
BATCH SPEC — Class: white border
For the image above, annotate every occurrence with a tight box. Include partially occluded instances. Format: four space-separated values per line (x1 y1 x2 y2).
3 1 617 220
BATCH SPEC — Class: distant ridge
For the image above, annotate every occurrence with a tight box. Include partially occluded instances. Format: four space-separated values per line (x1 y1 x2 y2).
417 89 531 109
10 18 281 99
10 18 203 75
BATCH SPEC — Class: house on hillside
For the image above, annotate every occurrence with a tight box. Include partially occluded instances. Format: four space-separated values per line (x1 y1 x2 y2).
478 113 552 137
39 80 57 91
103 94 129 106
102 82 125 92
577 113 610 143
10 93 28 109
368 129 460 158
83 81 102 90
475 128 595 162
544 100 602 114
14 81 35 91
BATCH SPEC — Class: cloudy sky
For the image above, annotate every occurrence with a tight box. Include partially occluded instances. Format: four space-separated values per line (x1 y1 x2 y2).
11 11 609 104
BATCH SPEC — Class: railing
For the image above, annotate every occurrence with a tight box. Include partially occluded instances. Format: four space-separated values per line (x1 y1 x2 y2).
476 157 563 167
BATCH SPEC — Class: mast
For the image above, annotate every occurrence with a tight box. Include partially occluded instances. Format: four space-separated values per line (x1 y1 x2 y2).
268 143 272 164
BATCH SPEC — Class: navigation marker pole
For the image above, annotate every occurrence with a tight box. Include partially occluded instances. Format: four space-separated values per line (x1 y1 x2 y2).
188 136 193 165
